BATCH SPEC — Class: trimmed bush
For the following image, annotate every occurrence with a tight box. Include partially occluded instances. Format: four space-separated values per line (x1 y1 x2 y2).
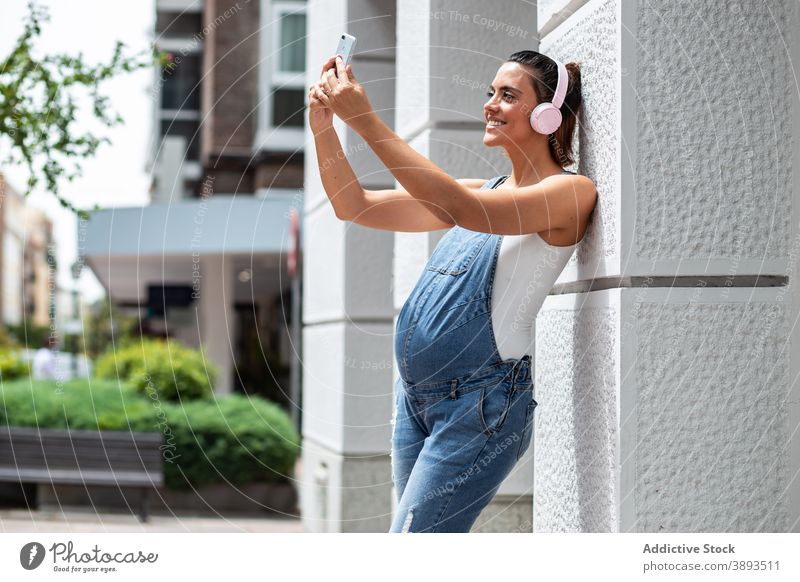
0 350 32 381
95 338 218 402
0 379 300 489
0 378 157 431
94 338 163 381
160 394 301 489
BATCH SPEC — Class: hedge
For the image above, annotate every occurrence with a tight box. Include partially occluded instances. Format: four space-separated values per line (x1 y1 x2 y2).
160 395 300 489
0 378 300 489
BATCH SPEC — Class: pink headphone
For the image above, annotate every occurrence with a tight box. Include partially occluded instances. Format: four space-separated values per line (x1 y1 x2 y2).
529 58 568 135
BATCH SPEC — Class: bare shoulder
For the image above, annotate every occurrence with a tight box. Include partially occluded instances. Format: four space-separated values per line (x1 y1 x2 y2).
545 174 598 245
553 173 597 214
456 178 489 189
576 175 598 215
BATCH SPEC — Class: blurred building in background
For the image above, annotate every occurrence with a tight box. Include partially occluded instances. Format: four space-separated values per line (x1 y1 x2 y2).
0 173 56 333
82 0 304 406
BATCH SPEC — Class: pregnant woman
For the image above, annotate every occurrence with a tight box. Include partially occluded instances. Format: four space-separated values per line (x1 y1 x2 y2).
309 50 597 532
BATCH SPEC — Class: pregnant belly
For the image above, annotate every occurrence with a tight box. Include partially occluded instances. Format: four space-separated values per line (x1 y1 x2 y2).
396 296 494 384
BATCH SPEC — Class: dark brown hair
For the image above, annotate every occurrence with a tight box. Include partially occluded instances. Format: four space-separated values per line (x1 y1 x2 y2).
506 50 583 168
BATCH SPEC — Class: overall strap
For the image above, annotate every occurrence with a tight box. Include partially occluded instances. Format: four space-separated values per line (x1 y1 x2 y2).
485 175 509 189
488 171 573 189
483 170 575 190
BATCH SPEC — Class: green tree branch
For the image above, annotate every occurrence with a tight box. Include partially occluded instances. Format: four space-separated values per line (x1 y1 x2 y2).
0 1 167 219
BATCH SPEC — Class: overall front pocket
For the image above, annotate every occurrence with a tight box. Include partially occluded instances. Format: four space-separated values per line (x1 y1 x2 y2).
515 398 538 460
477 382 514 436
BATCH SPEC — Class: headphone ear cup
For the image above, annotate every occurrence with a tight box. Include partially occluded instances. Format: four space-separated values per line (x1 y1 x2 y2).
530 103 563 134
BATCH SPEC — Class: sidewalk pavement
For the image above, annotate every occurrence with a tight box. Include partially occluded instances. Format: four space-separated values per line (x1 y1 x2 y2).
0 508 305 533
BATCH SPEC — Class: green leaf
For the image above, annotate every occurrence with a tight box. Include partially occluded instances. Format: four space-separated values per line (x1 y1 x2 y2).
0 1 161 217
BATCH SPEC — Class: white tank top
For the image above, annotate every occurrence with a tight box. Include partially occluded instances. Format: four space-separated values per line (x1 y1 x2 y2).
489 174 578 361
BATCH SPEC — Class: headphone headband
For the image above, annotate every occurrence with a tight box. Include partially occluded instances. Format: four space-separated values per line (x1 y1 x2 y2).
551 58 568 109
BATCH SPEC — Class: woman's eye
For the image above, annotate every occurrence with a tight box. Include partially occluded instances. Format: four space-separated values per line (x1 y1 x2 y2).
486 90 514 102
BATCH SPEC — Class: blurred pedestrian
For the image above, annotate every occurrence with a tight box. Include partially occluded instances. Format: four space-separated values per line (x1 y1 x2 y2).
32 335 58 380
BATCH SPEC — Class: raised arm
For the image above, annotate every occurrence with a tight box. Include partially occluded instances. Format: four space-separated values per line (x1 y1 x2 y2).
349 113 597 235
310 71 487 232
314 56 597 235
351 114 596 235
353 179 487 232
312 122 484 232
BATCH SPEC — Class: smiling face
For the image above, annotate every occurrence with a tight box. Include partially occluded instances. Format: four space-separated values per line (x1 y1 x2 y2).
482 62 540 148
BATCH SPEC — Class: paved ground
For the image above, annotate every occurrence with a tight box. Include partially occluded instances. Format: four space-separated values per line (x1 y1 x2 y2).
0 508 305 533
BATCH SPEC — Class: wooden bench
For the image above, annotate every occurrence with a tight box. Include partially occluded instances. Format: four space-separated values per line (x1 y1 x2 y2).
0 426 164 522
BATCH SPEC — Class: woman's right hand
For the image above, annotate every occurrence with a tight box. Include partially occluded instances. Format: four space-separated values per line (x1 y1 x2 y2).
308 82 334 134
308 57 338 134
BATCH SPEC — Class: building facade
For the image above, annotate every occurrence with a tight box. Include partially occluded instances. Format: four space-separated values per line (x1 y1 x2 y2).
83 0 305 405
0 173 55 333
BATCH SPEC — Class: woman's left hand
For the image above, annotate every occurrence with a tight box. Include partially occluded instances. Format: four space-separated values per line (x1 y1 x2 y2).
312 55 376 133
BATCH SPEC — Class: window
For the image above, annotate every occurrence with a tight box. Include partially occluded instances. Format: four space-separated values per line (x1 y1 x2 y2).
256 1 307 150
272 88 305 128
155 11 202 36
278 12 305 72
160 54 201 111
272 3 306 129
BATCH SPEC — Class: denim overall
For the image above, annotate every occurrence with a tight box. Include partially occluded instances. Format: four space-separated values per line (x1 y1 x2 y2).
389 175 541 533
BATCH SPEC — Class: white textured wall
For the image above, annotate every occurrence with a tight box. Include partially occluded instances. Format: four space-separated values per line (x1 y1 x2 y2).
538 0 588 36
633 1 792 265
630 290 791 532
541 0 619 276
535 292 619 532
535 0 799 532
538 285 794 532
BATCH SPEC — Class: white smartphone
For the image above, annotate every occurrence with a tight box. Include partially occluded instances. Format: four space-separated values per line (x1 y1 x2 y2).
335 33 356 67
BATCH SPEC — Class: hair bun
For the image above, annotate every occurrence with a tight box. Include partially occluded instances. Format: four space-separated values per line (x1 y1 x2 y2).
564 62 582 94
